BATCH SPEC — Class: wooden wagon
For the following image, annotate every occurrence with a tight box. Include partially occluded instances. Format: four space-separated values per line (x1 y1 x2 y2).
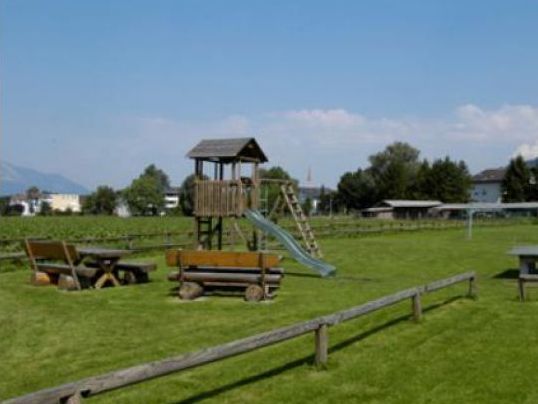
166 250 284 301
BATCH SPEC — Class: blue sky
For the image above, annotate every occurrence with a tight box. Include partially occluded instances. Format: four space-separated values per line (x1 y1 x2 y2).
2 0 538 189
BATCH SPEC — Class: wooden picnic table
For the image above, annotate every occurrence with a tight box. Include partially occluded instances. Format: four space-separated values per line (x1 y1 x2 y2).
78 247 131 289
508 246 538 274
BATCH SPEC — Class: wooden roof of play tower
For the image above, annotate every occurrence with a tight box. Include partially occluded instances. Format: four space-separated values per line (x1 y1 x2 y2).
186 137 268 163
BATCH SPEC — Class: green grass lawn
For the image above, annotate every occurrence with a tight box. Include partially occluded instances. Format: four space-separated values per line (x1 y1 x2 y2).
2 224 538 403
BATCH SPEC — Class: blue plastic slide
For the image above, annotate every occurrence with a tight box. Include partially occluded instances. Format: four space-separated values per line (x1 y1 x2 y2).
244 209 336 277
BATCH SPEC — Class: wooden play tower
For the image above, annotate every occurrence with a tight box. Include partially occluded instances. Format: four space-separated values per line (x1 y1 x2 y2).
187 138 267 250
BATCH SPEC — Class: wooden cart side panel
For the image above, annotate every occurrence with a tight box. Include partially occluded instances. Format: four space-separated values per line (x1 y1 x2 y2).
176 250 280 268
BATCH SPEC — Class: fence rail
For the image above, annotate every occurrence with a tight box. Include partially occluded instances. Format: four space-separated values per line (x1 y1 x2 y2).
0 217 517 246
0 217 521 263
5 271 476 404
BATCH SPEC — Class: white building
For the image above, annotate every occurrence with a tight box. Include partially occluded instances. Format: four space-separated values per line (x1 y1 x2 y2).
8 195 36 216
164 188 181 210
361 200 442 219
470 168 505 203
7 192 81 215
42 193 81 212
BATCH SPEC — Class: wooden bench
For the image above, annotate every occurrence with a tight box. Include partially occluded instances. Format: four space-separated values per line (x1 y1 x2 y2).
518 274 538 301
23 239 98 290
166 250 284 301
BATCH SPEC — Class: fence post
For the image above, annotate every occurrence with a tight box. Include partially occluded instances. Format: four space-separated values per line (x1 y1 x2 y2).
518 277 525 302
315 323 328 367
468 275 478 298
412 291 422 322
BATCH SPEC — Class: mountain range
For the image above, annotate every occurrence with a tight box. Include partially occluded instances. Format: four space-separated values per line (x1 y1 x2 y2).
0 161 89 196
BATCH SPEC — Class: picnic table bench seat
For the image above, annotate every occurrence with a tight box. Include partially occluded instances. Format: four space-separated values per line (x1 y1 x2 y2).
85 261 157 283
35 262 98 278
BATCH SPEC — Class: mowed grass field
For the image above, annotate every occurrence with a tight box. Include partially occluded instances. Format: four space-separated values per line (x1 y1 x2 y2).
1 220 538 403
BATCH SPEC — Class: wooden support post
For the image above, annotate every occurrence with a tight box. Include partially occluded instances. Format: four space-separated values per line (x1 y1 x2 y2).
24 239 38 273
412 292 422 322
468 276 477 298
315 323 328 367
217 217 223 250
62 241 81 291
259 252 267 299
518 277 525 302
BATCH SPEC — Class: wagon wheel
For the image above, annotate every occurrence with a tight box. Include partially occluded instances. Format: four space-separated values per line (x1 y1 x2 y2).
179 282 204 300
244 284 264 302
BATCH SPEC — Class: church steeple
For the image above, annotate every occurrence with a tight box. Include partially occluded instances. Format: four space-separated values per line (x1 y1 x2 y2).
307 166 312 183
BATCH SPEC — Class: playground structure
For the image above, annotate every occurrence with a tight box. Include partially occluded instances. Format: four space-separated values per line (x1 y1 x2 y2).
168 137 335 300
187 137 266 251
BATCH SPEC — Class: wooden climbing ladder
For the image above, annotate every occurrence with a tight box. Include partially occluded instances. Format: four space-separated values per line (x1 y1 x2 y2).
278 182 322 258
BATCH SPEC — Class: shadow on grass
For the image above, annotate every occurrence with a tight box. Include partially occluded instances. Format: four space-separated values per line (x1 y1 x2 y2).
171 295 465 404
285 271 379 282
284 271 322 279
493 269 519 279
331 275 379 283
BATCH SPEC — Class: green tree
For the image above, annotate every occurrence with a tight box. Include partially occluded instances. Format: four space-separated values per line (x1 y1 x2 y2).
0 196 10 216
302 197 313 216
124 175 165 216
318 188 338 215
529 167 538 201
179 174 197 216
39 201 52 216
259 166 298 213
368 142 420 200
142 164 170 191
502 156 531 202
336 168 377 211
318 186 328 214
415 157 472 202
123 165 171 215
82 186 118 215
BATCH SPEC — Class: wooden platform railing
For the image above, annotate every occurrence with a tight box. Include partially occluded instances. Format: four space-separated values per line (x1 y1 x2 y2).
195 180 244 217
4 271 477 404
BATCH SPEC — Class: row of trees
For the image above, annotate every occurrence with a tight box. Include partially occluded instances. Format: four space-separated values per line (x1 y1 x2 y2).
83 165 195 216
23 142 536 217
83 165 301 217
331 142 472 212
502 156 538 202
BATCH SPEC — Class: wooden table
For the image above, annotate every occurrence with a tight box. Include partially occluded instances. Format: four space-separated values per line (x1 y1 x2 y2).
508 246 538 274
78 247 131 289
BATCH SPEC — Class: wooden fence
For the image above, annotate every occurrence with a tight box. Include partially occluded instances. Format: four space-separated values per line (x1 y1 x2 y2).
0 217 522 263
4 271 477 403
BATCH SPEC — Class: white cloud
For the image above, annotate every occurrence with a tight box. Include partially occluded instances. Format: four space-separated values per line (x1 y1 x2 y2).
451 104 538 140
27 104 538 189
513 141 538 160
117 104 538 187
285 109 364 128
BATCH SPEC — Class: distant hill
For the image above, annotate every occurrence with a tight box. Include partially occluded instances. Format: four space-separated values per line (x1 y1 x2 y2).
0 161 89 196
